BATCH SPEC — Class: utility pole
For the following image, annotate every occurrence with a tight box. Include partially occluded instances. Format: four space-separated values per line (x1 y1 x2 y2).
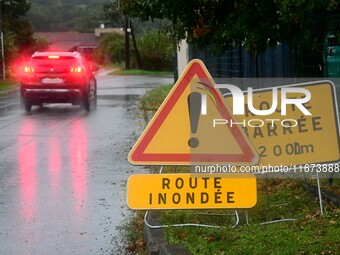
124 16 130 70
0 0 5 80
130 22 141 69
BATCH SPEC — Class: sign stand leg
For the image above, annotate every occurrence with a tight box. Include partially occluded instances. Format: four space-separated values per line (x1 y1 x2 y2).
258 175 297 225
316 172 324 216
303 171 324 216
144 210 240 229
142 166 241 229
232 210 240 228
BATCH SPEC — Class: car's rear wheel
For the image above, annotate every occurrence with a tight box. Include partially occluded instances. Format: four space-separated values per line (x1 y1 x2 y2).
93 88 97 109
21 96 32 112
81 92 90 112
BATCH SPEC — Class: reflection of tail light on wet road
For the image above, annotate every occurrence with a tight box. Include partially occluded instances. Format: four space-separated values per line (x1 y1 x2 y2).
49 137 61 198
69 118 87 216
18 119 37 221
17 116 88 221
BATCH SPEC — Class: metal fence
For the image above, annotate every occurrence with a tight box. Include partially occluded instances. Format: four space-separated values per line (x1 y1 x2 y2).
187 12 340 108
188 12 340 81
296 12 340 79
189 42 294 79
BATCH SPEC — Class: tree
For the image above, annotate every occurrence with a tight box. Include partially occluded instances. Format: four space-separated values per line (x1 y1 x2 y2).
26 0 107 32
1 0 34 60
102 0 124 27
118 0 339 55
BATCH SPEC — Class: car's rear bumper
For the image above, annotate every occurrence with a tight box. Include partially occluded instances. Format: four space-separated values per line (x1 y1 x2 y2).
21 88 83 104
25 88 82 93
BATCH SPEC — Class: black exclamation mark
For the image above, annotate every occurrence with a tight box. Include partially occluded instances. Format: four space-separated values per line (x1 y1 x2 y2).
188 92 201 148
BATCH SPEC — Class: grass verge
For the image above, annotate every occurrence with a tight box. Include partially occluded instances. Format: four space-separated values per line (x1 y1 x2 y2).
140 84 173 112
132 85 339 255
123 211 147 255
161 174 339 255
111 210 146 255
0 80 18 93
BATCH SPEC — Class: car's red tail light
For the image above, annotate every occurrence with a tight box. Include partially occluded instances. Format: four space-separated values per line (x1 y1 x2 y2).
24 66 35 73
70 67 83 73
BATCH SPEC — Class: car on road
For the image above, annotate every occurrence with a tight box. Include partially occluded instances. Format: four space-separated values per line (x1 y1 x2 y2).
20 51 98 112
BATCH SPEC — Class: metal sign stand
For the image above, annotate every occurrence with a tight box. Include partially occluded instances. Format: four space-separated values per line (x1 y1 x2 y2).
143 166 241 229
144 210 240 229
316 172 324 215
252 169 325 225
258 175 297 225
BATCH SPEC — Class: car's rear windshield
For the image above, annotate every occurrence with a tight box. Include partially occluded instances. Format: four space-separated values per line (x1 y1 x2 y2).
30 56 78 72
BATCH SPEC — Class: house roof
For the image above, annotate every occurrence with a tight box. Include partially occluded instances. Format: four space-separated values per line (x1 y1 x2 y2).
34 32 100 51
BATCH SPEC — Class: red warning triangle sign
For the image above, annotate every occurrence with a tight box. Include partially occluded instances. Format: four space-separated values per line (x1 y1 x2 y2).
128 59 258 165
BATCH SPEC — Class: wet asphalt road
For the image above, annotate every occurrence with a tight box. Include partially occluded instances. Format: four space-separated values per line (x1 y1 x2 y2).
0 72 173 254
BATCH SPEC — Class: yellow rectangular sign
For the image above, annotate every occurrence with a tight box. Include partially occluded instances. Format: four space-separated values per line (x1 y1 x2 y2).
224 81 340 166
127 173 257 209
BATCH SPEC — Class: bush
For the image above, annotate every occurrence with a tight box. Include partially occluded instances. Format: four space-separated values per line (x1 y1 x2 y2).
98 29 175 71
100 32 126 64
137 30 175 71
